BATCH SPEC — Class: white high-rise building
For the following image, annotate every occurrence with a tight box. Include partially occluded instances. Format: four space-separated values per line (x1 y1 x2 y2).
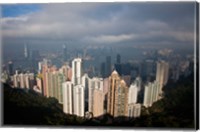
128 77 142 104
81 74 90 108
63 81 73 115
72 58 83 85
24 43 29 59
73 85 85 117
143 81 160 107
38 61 43 73
156 60 169 95
128 103 141 118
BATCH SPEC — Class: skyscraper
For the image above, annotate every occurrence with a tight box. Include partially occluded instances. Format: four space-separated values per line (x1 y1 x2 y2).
24 43 29 59
143 81 160 107
12 72 35 89
19 73 26 88
107 70 128 117
100 62 106 78
93 89 104 117
72 58 83 85
57 73 66 103
128 103 141 118
63 81 73 115
156 60 169 95
13 72 20 88
36 75 43 93
88 77 103 115
116 54 121 64
62 44 67 62
42 64 49 96
128 77 142 104
8 61 14 76
73 85 85 117
81 73 90 112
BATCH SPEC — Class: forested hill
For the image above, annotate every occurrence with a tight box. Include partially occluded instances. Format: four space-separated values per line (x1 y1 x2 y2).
3 84 85 126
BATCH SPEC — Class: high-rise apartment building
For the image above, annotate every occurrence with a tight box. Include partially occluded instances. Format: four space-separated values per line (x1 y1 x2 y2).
19 73 26 88
63 81 73 115
107 70 128 117
143 81 160 107
13 72 35 89
128 103 141 118
93 89 104 117
128 77 142 104
88 77 104 116
73 85 85 117
57 73 66 103
46 70 65 103
42 64 49 96
156 60 169 95
13 72 20 88
72 58 83 85
81 73 90 112
36 75 43 93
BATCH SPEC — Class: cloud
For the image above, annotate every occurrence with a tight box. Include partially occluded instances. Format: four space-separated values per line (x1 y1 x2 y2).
1 3 195 47
84 34 138 43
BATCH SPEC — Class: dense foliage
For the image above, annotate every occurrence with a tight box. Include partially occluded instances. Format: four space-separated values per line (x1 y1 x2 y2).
3 72 195 128
3 84 85 126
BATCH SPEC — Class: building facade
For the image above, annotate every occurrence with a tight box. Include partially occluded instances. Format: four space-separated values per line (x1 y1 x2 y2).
72 58 83 85
62 81 73 115
156 60 169 95
107 70 128 117
73 85 85 117
143 81 160 107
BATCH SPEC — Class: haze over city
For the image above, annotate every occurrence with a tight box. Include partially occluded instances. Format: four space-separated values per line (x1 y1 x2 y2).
1 2 197 128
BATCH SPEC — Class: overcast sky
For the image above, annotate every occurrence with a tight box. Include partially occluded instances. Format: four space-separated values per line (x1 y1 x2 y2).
1 2 196 50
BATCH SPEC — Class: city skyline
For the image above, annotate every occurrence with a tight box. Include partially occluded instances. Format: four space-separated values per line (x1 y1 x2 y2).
1 2 197 128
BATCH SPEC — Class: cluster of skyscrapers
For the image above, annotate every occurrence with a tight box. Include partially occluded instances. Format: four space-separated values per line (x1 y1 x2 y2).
3 55 172 119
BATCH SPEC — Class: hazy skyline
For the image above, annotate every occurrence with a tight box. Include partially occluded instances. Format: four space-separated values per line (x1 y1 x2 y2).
1 2 196 50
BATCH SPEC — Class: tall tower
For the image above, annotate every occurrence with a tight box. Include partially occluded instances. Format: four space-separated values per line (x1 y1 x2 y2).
62 44 67 62
8 61 13 75
156 60 169 95
72 58 83 85
143 81 159 107
73 85 85 117
116 54 121 64
100 62 106 78
63 81 73 115
88 77 103 116
107 70 128 117
128 77 142 104
24 43 29 59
